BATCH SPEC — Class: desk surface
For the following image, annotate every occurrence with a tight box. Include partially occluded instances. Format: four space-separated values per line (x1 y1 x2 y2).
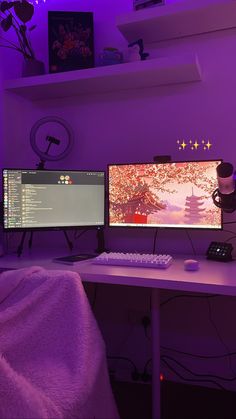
1 252 236 297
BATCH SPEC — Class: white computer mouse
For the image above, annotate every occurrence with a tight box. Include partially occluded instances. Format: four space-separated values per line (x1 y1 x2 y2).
184 259 199 271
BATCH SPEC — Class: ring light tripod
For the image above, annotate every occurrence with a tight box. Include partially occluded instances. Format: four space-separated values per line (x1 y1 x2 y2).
17 116 74 256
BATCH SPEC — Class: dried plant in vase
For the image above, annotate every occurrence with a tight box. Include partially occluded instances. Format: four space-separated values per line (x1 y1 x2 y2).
0 0 45 76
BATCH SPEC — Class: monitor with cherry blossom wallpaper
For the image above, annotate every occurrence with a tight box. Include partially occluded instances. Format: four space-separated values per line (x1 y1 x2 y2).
108 160 222 229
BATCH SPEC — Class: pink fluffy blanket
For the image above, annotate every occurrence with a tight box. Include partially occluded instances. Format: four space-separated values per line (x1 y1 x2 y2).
0 266 119 418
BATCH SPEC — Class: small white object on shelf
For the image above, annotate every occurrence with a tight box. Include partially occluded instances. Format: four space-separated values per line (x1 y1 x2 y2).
127 44 141 62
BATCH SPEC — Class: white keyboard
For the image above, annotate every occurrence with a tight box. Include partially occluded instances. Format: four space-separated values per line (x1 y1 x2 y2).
93 252 173 269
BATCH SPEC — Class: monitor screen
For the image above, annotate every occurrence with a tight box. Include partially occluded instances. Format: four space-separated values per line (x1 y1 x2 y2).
108 160 222 229
3 169 105 230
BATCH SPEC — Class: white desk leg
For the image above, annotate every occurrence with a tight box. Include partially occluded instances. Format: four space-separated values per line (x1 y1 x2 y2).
151 288 161 419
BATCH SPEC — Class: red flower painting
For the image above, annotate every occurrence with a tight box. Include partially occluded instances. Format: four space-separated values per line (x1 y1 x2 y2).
48 11 94 73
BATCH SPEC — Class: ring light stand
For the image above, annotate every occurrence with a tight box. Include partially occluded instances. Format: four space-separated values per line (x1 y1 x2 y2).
17 116 74 257
17 117 105 258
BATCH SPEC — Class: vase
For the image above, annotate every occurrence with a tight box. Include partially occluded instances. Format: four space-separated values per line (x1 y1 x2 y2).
22 59 45 77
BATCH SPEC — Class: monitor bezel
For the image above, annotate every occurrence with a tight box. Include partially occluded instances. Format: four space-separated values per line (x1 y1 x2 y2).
2 168 106 232
107 159 223 230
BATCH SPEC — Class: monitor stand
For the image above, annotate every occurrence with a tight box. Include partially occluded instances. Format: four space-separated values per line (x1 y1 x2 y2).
52 227 106 264
17 227 106 259
17 230 73 258
95 227 106 254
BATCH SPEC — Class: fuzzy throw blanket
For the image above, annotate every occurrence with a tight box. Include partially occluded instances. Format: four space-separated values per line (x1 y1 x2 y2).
0 266 119 419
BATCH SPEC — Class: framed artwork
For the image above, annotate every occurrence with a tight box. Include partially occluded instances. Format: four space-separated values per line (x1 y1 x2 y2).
48 11 94 74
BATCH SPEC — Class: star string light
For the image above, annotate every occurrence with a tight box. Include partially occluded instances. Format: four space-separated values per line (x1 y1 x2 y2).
177 139 213 151
205 140 212 150
177 140 187 150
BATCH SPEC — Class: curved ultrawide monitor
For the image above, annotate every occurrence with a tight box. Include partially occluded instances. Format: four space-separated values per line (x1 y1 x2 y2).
3 169 105 230
108 160 222 230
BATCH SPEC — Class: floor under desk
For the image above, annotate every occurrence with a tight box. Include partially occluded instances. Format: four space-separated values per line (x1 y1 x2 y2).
111 379 235 419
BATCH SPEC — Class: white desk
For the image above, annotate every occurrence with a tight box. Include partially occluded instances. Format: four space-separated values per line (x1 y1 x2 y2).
1 253 236 419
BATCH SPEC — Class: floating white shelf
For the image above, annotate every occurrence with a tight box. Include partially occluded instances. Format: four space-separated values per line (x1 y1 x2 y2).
116 0 236 44
3 54 201 101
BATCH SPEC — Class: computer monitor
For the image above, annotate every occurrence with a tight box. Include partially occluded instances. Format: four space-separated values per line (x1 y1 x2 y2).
108 160 222 229
3 169 105 230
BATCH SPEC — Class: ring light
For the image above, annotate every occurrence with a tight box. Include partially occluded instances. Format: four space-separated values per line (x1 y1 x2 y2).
30 116 74 163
